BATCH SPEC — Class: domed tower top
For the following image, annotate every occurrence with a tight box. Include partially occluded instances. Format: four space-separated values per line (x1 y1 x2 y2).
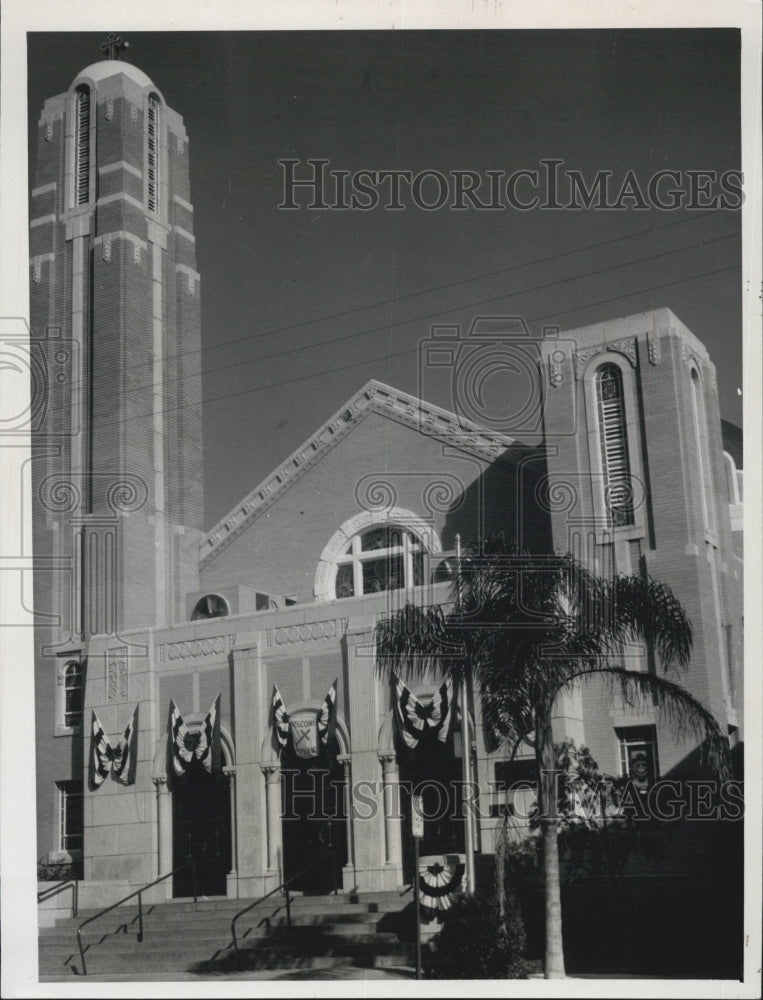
71 59 157 92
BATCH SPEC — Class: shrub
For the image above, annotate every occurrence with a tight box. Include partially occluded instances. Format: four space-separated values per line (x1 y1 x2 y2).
423 892 529 979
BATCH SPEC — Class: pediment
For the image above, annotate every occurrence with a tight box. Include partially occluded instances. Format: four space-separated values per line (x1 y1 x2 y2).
199 380 517 566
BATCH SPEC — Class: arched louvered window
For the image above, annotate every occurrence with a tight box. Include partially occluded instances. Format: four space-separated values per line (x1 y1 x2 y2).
74 85 91 205
596 364 634 527
147 94 160 213
690 368 714 534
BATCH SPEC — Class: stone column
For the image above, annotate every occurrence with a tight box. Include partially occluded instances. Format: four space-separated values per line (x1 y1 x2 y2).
379 752 403 870
262 764 282 875
345 615 388 890
224 767 237 875
153 776 172 876
337 754 355 889
231 632 265 895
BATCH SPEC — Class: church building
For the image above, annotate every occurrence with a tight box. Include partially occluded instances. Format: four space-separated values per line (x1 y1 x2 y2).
31 53 743 910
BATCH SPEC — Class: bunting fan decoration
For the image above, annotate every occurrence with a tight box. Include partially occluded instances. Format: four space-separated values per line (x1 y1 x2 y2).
169 694 222 776
393 673 454 749
317 678 338 746
91 705 139 787
271 685 290 751
418 859 465 919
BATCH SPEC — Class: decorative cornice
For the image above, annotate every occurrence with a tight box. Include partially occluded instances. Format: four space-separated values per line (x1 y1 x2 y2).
200 380 519 565
157 633 236 662
265 617 349 647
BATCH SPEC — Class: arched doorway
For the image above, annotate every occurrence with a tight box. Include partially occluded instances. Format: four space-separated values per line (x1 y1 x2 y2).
281 749 347 893
172 766 232 897
398 727 466 884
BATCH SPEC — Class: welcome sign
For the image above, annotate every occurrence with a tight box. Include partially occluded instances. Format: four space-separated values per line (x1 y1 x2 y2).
289 711 320 759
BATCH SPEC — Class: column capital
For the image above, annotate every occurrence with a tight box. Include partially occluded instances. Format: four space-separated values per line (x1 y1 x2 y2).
152 775 168 789
223 765 237 778
261 762 280 782
378 751 398 774
337 754 352 768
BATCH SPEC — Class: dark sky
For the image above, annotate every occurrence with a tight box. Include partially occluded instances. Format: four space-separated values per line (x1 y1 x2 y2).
28 30 742 530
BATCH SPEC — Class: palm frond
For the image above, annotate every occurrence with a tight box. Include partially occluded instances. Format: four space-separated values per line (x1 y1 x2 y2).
609 575 693 670
374 602 464 680
566 666 730 780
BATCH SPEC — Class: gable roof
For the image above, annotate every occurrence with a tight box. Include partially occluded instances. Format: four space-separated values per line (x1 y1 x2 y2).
199 379 520 566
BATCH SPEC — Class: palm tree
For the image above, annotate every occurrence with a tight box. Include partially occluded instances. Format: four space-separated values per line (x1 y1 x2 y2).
375 534 730 979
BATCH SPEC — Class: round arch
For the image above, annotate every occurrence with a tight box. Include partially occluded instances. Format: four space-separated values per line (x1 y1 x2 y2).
152 717 235 781
314 507 442 602
260 699 350 762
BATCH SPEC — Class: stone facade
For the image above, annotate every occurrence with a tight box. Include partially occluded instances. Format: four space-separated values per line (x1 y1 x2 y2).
32 59 743 906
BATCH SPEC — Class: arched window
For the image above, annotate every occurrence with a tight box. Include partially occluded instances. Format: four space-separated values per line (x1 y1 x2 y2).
74 85 90 206
334 526 426 599
63 662 83 729
191 594 229 621
147 94 161 213
596 364 634 527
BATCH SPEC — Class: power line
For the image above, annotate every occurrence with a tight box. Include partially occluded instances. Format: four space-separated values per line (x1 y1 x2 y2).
64 208 733 388
77 262 738 434
49 229 739 412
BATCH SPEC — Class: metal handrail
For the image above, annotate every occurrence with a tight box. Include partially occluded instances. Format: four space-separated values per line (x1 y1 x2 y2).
76 858 197 976
37 878 79 917
230 848 337 967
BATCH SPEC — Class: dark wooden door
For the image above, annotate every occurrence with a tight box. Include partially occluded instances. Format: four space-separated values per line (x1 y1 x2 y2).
172 769 231 897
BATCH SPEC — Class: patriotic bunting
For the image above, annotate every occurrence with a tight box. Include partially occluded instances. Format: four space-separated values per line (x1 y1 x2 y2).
393 673 454 749
271 685 290 750
418 859 465 919
91 705 139 787
169 694 222 776
272 679 339 757
317 678 338 747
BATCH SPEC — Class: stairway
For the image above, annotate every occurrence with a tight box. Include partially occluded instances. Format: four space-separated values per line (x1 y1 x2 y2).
39 892 417 979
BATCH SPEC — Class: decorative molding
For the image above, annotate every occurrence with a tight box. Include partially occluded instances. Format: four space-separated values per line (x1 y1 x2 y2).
647 329 662 365
106 646 128 703
130 104 139 123
102 237 111 263
200 379 516 565
106 100 114 121
45 122 53 142
574 345 602 379
609 337 637 368
133 243 141 265
33 260 42 284
157 633 236 662
574 338 637 379
178 137 185 155
266 617 349 647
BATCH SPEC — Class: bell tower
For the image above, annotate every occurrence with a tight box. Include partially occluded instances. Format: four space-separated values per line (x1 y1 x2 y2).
30 46 203 644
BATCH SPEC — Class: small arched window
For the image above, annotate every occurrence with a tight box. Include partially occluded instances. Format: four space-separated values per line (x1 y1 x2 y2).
192 594 229 621
334 526 426 599
74 85 91 206
596 364 634 527
63 662 83 729
147 94 161 213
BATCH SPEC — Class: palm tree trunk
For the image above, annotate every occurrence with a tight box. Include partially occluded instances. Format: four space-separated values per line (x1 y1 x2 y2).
538 711 565 978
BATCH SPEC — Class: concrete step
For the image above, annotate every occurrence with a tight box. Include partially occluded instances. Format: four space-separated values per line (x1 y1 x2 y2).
42 921 400 956
39 891 416 979
42 939 416 975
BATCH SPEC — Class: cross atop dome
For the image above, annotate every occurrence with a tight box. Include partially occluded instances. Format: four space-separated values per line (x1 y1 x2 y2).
100 33 129 61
